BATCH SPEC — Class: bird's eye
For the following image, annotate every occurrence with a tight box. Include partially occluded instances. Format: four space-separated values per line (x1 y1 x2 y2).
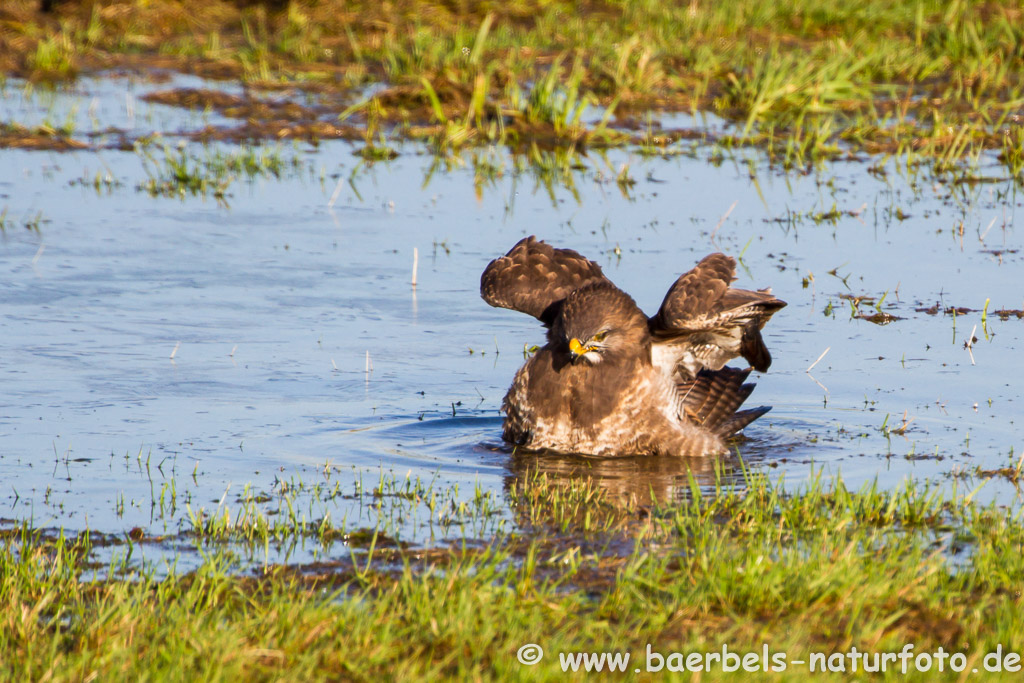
592 331 607 342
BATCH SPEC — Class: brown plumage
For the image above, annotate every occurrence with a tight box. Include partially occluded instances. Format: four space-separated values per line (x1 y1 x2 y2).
480 236 786 457
480 236 607 326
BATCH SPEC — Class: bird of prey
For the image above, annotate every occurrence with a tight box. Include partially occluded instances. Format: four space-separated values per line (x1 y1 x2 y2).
480 236 786 457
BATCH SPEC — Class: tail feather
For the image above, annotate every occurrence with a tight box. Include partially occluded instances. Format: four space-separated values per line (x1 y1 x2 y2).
715 406 772 439
677 366 769 438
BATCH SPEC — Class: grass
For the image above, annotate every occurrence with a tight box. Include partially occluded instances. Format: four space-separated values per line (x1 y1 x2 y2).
136 141 305 204
0 120 88 150
2 467 1024 680
0 206 46 232
1 0 1023 179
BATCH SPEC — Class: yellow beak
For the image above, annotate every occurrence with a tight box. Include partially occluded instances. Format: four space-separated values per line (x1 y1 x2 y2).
569 338 586 357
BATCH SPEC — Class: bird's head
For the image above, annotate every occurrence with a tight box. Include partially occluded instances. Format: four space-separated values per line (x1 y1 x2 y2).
551 283 650 366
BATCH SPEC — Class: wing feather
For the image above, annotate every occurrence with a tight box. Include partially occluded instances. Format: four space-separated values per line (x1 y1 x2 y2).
651 253 736 328
480 236 609 326
649 253 786 375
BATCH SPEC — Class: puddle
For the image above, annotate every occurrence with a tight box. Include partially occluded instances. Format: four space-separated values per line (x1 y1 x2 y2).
1 75 1022 562
0 73 242 143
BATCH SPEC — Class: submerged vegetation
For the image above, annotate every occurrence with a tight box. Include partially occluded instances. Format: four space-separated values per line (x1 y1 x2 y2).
136 140 306 202
0 0 1022 178
3 469 1024 680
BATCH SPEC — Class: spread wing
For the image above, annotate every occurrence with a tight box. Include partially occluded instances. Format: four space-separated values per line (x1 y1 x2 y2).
649 253 786 376
480 236 610 326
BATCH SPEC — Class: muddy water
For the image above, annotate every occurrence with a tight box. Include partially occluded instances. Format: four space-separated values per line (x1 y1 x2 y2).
1 74 1022 556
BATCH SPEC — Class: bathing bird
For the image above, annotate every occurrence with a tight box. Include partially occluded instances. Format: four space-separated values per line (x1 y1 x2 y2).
480 236 785 456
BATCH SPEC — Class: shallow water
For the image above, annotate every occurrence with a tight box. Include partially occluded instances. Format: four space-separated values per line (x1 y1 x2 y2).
1 74 1022 558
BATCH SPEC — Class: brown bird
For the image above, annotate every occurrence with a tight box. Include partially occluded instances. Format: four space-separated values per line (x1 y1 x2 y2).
481 236 786 457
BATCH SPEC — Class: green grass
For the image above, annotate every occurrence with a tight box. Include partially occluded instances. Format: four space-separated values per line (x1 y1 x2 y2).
3 468 1023 680
26 31 77 80
136 141 304 204
3 0 1023 180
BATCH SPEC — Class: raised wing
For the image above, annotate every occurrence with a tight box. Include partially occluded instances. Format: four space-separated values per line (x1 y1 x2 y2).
649 253 786 376
651 253 736 327
480 236 609 326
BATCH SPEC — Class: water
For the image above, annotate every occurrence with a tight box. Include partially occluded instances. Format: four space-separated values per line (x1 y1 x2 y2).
1 74 1022 560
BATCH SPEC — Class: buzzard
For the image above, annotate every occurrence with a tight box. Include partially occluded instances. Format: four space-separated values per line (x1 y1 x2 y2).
481 236 786 457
